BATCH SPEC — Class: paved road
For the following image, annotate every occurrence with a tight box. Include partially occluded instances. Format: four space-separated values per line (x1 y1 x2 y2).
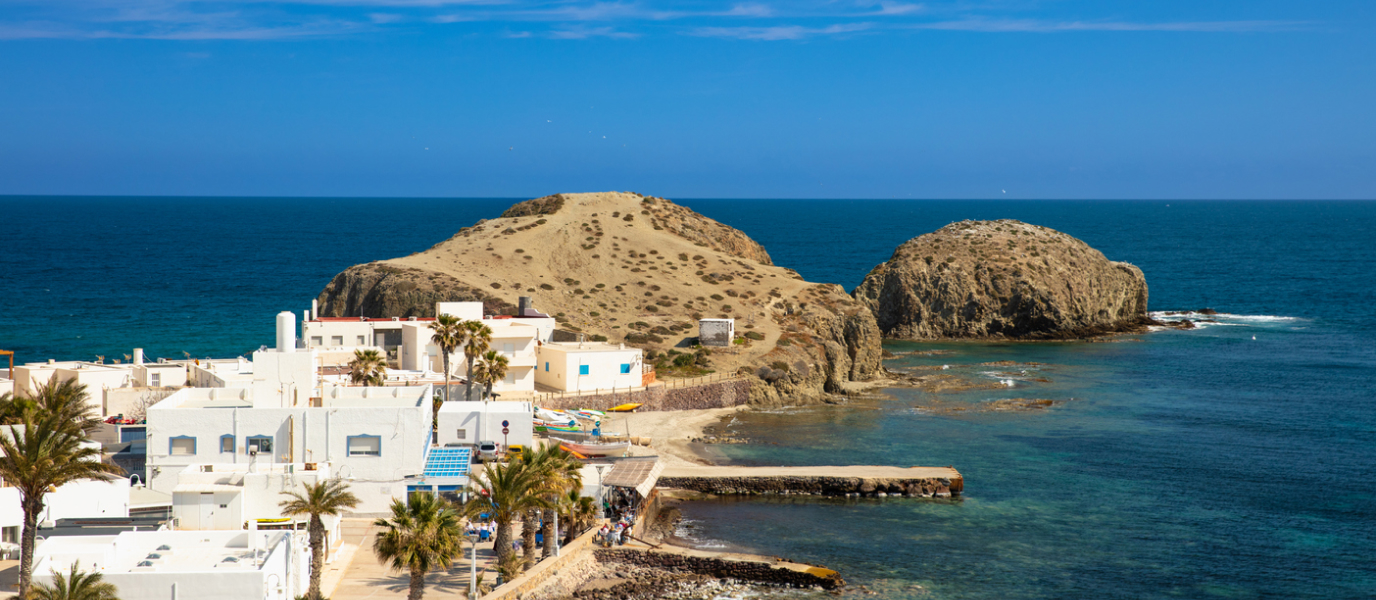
329 518 505 600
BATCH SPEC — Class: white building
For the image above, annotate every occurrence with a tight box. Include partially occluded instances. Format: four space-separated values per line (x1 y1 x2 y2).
32 529 308 600
169 462 345 562
145 385 433 513
304 299 557 400
698 318 735 347
436 401 533 450
9 350 187 417
534 342 645 393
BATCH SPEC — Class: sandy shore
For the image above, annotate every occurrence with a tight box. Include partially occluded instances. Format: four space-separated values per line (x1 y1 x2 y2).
600 406 749 468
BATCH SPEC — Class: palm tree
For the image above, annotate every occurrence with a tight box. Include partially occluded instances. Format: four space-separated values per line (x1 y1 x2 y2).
373 493 464 600
429 314 463 404
349 349 387 386
27 560 119 600
280 479 360 600
459 321 492 402
28 376 101 437
462 461 548 564
0 413 123 597
471 351 510 401
517 445 582 565
0 391 36 426
557 487 597 546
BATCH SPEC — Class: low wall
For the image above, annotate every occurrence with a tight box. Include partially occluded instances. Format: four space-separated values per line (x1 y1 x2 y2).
594 549 844 590
482 523 602 600
658 475 962 498
537 379 750 412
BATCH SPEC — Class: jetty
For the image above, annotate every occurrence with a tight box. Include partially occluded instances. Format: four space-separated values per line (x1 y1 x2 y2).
658 464 963 498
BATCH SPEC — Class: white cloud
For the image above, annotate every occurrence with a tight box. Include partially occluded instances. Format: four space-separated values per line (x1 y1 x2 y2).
547 25 638 38
910 18 1310 33
690 22 872 41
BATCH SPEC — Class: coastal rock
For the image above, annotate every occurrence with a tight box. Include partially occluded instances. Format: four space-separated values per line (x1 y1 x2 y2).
853 219 1151 340
316 192 882 402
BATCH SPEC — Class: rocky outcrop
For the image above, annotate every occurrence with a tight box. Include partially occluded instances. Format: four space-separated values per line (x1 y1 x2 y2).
315 192 881 403
853 220 1151 340
658 475 961 498
315 262 513 318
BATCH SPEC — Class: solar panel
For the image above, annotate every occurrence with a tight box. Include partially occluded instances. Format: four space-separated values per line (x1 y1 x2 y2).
423 447 472 478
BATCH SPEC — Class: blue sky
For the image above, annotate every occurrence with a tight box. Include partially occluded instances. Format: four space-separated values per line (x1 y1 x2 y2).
0 1 1372 199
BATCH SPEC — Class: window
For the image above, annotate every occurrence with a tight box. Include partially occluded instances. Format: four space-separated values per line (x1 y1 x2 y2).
1 526 17 545
502 343 514 355
220 435 235 453
169 436 196 456
310 336 323 346
579 365 589 376
504 372 515 385
331 336 344 346
545 362 549 372
347 435 381 456
455 429 466 440
246 436 273 454
357 336 366 345
620 363 631 374
150 373 161 387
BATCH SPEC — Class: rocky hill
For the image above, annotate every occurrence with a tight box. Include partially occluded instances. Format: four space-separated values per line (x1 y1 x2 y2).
852 220 1151 339
316 192 882 403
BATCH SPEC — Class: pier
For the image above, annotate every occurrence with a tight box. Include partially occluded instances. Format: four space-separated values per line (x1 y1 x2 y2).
658 465 963 498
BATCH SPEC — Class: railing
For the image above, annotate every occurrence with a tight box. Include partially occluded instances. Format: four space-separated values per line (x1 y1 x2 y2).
531 372 743 402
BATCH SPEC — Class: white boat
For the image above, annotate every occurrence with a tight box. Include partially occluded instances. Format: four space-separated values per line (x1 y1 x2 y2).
536 408 576 427
551 437 630 457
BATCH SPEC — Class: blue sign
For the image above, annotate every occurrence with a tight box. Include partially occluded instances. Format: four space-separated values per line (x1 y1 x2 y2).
502 420 510 427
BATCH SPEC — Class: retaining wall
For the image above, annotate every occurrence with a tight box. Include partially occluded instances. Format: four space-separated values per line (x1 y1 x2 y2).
537 378 750 412
594 549 844 590
658 475 962 498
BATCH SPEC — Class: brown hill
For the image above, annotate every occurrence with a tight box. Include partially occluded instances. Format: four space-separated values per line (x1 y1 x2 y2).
316 192 882 403
852 219 1151 339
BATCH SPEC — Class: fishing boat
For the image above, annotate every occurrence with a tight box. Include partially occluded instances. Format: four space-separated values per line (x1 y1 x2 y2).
535 408 577 427
606 403 642 412
551 437 631 457
572 409 606 420
534 421 581 434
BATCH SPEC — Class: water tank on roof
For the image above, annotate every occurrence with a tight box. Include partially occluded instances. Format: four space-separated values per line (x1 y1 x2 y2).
276 311 296 353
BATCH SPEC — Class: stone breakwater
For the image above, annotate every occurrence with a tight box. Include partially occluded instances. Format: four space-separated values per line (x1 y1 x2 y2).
537 378 751 412
658 474 962 498
580 549 845 595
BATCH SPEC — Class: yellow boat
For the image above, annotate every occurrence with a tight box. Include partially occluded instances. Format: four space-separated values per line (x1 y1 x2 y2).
607 403 642 412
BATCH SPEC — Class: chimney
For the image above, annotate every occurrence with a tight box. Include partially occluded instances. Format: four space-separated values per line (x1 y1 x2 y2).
311 299 319 321
276 311 296 353
133 348 145 365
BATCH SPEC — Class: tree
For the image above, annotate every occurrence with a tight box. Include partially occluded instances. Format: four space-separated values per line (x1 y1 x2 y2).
373 493 464 600
462 461 548 565
349 349 387 386
516 445 582 565
429 314 463 405
557 487 597 546
471 351 510 401
0 414 123 597
280 479 360 600
459 321 492 402
6 376 101 437
27 561 120 600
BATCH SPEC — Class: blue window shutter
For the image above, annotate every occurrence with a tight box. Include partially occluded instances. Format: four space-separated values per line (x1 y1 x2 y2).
620 364 631 374
545 362 549 372
579 365 589 375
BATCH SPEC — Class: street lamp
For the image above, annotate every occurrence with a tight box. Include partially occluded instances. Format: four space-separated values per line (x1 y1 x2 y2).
594 464 609 519
466 530 480 599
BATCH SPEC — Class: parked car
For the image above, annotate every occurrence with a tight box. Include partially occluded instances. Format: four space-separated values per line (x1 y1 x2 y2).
476 440 499 462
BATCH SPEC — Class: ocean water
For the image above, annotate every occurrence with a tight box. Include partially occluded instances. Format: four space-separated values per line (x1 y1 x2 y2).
3 197 1375 598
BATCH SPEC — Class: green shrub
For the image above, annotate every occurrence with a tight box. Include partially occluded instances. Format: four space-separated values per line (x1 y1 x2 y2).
744 331 765 341
540 283 555 290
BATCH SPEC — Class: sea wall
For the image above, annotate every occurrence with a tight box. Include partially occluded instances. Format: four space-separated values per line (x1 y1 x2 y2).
537 378 751 412
593 549 845 590
481 524 602 600
658 475 962 498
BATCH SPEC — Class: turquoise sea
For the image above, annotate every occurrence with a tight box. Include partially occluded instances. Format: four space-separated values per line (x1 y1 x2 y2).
3 198 1375 599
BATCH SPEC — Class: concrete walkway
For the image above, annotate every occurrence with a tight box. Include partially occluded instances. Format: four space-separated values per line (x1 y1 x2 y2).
661 464 961 479
329 518 506 600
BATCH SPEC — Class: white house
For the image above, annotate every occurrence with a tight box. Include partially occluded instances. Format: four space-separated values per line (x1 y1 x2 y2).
169 462 346 563
144 385 434 513
32 529 308 600
436 401 533 450
9 350 187 417
534 342 645 393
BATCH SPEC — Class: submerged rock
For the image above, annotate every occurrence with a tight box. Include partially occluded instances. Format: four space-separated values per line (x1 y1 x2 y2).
853 219 1151 340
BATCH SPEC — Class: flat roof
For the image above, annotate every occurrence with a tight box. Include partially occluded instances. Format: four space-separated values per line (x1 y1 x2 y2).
36 530 286 573
538 342 640 354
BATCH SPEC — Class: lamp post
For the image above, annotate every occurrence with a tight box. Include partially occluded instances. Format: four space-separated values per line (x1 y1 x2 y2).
467 531 480 599
594 464 609 519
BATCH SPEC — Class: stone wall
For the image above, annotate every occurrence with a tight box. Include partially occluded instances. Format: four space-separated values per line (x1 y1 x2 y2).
658 475 962 498
537 378 750 412
594 549 844 590
482 524 602 600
